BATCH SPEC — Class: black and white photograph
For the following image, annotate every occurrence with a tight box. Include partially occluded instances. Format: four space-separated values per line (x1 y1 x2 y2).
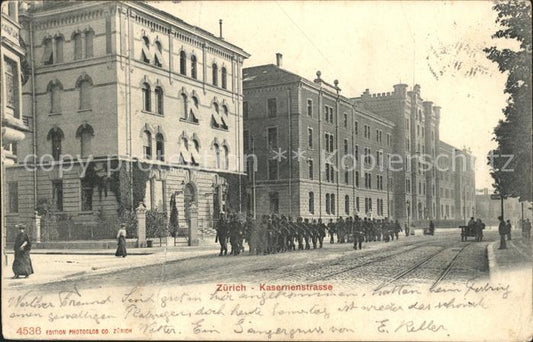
1 0 532 340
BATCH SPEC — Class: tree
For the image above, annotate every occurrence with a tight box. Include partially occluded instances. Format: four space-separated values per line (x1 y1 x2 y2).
485 0 532 202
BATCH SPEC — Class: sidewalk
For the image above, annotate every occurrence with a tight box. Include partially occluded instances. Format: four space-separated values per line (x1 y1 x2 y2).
3 242 219 289
487 236 532 281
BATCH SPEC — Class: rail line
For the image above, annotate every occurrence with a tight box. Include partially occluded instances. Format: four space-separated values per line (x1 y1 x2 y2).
430 242 473 290
314 243 429 282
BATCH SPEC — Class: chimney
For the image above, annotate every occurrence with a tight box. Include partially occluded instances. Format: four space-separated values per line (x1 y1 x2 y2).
275 53 283 67
219 19 223 39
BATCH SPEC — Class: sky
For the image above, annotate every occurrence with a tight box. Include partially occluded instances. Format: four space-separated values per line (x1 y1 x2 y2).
152 0 513 190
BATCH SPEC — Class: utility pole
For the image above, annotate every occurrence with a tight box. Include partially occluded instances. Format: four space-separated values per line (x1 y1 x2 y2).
251 136 256 219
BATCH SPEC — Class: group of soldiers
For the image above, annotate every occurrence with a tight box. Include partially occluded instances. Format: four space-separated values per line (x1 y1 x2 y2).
215 213 404 256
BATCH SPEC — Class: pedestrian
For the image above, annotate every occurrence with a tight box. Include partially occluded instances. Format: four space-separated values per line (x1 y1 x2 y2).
12 224 34 279
115 223 127 257
506 220 512 241
498 216 507 249
429 220 435 236
215 213 228 256
404 223 409 237
328 219 336 244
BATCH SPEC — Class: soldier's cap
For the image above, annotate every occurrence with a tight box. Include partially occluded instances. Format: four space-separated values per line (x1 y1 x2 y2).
120 223 126 227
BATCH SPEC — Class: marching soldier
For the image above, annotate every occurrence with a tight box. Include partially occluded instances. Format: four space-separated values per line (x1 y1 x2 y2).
215 213 228 256
287 216 297 251
303 218 311 250
244 215 255 254
296 217 305 250
337 217 345 243
328 219 336 244
311 219 318 249
317 218 326 248
229 213 240 256
394 220 402 240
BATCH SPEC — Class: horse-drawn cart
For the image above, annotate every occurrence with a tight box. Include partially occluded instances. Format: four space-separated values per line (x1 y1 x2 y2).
460 224 483 242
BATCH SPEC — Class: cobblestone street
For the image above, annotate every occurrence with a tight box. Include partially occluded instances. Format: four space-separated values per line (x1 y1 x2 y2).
13 228 514 295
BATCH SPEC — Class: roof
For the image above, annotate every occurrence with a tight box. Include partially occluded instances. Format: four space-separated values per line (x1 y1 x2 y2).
243 64 303 88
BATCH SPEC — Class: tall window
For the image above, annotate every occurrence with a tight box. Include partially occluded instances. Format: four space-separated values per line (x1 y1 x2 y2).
142 83 151 112
212 63 218 86
79 80 91 110
307 99 313 116
325 194 330 214
50 84 61 113
48 128 63 161
221 67 227 89
4 57 19 117
141 36 150 63
155 87 163 115
344 139 348 154
143 130 152 159
309 192 314 214
8 182 18 213
308 128 313 148
243 101 248 119
181 93 188 119
55 36 64 63
307 160 313 179
267 98 277 117
52 180 63 211
355 121 358 135
180 50 186 75
331 194 336 215
267 127 278 149
355 171 359 187
343 113 348 128
77 125 93 158
356 197 360 212
85 30 94 58
73 33 82 60
345 195 350 215
43 38 53 65
345 171 349 184
214 143 221 169
223 146 229 170
191 55 197 79
154 41 162 67
156 133 164 161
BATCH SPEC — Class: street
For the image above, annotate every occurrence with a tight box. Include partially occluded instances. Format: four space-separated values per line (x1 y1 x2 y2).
13 229 511 295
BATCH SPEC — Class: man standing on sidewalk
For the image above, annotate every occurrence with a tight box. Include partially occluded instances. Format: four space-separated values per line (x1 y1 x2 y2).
506 219 512 240
498 216 507 249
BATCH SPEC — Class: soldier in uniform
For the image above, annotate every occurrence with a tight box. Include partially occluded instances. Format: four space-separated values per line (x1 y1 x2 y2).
498 216 507 249
215 213 228 256
244 215 255 255
394 220 402 240
229 213 240 256
353 216 365 250
328 219 336 244
344 217 352 243
317 218 326 248
336 217 345 243
279 215 289 253
310 219 318 249
287 216 297 251
296 217 305 250
303 218 311 250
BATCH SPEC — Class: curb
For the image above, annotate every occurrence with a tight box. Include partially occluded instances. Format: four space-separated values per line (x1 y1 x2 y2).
486 241 499 281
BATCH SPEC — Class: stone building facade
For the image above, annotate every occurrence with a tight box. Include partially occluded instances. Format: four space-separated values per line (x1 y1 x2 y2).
5 1 249 244
243 57 394 220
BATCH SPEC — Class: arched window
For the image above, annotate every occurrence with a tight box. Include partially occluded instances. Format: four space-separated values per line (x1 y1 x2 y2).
55 36 64 63
325 194 330 215
50 84 62 113
141 36 150 63
180 50 186 75
345 195 350 215
221 67 227 89
47 128 64 161
190 96 199 122
85 30 94 58
214 143 220 169
181 93 188 120
156 133 164 161
213 102 219 114
222 105 228 116
79 80 92 110
142 83 151 112
154 41 162 67
73 33 82 60
42 38 54 65
191 55 197 79
155 87 163 115
331 194 336 215
143 130 152 159
223 146 229 170
76 125 94 158
212 63 218 86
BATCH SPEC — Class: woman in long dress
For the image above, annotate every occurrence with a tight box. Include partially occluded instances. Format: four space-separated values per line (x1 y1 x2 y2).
115 224 127 257
12 225 34 278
